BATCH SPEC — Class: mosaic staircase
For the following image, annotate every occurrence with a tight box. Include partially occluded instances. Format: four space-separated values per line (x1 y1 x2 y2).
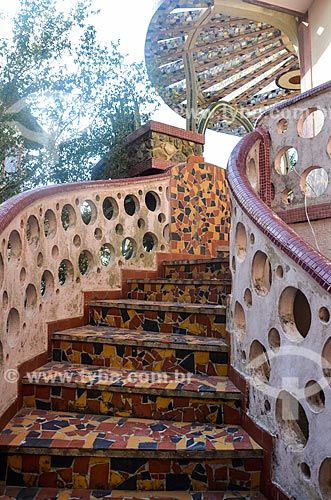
0 255 266 500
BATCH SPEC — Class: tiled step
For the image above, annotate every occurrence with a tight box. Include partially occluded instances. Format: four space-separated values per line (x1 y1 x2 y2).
163 258 231 281
0 487 267 499
0 409 262 491
127 279 231 305
22 362 241 424
89 300 226 339
52 326 229 376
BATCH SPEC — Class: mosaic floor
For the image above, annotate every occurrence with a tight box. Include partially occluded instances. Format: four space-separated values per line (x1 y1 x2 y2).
0 488 266 500
0 409 262 458
88 300 226 315
22 362 239 397
52 326 227 351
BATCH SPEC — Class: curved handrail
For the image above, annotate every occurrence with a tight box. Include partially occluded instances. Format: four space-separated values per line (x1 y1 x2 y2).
227 130 331 293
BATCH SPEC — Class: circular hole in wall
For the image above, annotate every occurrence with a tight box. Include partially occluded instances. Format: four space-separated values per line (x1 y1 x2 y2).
26 215 40 248
124 195 139 216
0 341 3 365
24 284 38 314
268 328 281 351
6 308 20 348
277 118 288 134
279 287 311 340
75 198 79 206
145 191 160 212
58 259 74 285
271 183 275 200
321 338 331 385
0 252 3 287
319 458 331 499
95 195 100 202
319 307 330 323
166 187 170 201
52 246 59 259
116 224 123 235
232 256 236 273
248 340 270 382
7 231 22 261
37 252 43 267
244 288 252 307
251 251 272 296
121 238 136 260
298 108 325 138
81 200 97 225
138 218 145 230
20 267 26 283
276 390 309 449
300 167 328 198
143 232 158 252
61 205 76 231
78 250 93 276
44 209 57 239
158 186 163 192
235 222 247 261
103 197 118 220
264 400 271 412
234 301 246 339
100 244 114 266
300 463 311 480
73 235 81 247
250 233 255 245
158 213 166 223
281 188 294 205
327 137 331 159
304 380 325 412
94 228 102 240
276 265 284 278
3 290 8 309
275 147 298 175
163 224 170 242
246 158 258 192
41 270 54 298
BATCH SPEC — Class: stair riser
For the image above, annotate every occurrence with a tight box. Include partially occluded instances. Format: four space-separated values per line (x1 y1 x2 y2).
164 262 230 281
90 307 226 339
52 340 228 376
4 455 262 491
127 283 231 305
23 386 240 424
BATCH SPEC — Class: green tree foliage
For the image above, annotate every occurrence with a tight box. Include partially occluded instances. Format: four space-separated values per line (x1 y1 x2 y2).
0 0 159 203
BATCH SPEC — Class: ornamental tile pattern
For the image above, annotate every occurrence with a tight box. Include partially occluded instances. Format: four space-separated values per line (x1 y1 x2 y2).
163 260 230 281
170 163 231 257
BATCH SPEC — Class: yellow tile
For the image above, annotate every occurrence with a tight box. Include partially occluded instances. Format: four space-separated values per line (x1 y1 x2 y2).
104 345 116 357
101 391 112 403
195 352 209 364
157 397 172 409
137 479 163 490
39 455 51 472
60 341 71 350
75 391 87 408
154 361 163 372
115 411 131 418
23 473 37 487
73 474 88 489
216 365 228 377
109 470 125 488
73 351 81 364
251 471 261 489
99 401 109 414
123 359 135 370
90 457 109 464
191 479 206 491
8 455 22 471
177 437 187 450
23 396 35 407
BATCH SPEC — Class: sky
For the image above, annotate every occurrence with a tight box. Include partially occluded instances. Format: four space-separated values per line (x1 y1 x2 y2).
0 0 240 167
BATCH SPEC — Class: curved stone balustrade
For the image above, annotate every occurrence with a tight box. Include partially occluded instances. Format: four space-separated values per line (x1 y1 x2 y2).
0 174 171 416
227 83 331 500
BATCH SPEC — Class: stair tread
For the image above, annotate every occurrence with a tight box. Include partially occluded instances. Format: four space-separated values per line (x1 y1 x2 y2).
52 326 228 351
0 488 266 499
88 299 226 313
0 409 262 458
163 258 229 266
22 362 240 399
127 278 231 284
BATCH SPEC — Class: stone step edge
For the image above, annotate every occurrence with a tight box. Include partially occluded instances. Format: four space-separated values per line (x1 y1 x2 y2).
0 488 266 500
22 362 241 400
88 300 226 314
163 258 229 266
126 279 232 285
52 327 229 352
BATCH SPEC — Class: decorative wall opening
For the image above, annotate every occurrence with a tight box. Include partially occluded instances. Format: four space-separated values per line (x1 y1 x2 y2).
145 191 161 211
279 287 311 340
6 308 20 348
304 380 325 412
319 458 331 499
319 307 330 323
235 222 247 262
268 328 281 351
102 197 118 220
8 231 22 261
251 251 272 296
58 260 74 285
143 232 157 252
276 390 309 449
24 284 38 315
61 205 76 231
41 271 54 298
44 210 57 239
81 200 97 225
300 167 328 198
248 340 270 382
234 301 246 339
26 215 40 248
100 244 114 266
121 238 136 260
78 250 93 275
275 147 298 175
246 158 258 192
297 108 325 138
124 195 139 216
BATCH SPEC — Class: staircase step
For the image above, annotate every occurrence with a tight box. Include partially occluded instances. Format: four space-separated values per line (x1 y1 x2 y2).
22 362 241 424
0 409 262 491
127 279 231 305
88 300 226 338
0 487 267 499
163 259 230 281
52 326 229 376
